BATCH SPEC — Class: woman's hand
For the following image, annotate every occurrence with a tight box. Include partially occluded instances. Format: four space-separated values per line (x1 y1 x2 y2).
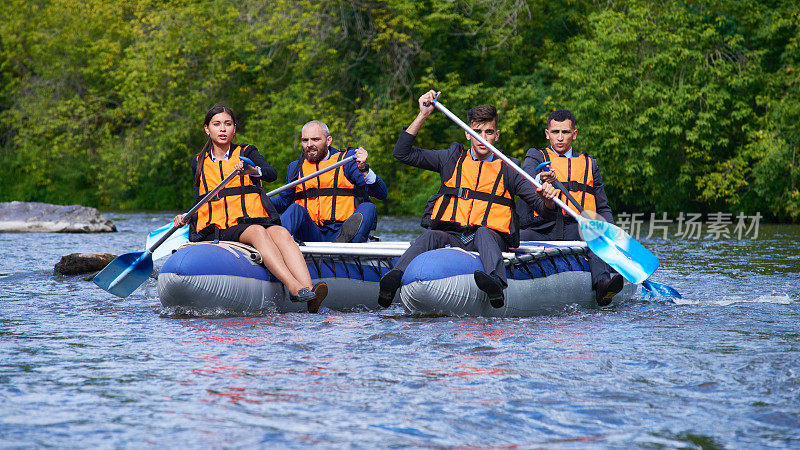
234 160 259 176
173 214 187 227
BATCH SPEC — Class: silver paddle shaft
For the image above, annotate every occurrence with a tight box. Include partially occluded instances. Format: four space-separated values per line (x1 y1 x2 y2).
265 155 356 197
147 159 257 253
432 100 581 222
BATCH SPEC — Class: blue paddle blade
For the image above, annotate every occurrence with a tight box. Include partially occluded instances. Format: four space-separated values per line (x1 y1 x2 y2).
147 223 189 260
580 218 660 284
93 251 154 298
642 280 682 299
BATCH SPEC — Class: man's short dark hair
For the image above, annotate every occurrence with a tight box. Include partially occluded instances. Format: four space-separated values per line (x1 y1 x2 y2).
548 110 576 128
467 105 499 127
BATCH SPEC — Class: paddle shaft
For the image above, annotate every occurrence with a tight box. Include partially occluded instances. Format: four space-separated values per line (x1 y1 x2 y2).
148 156 258 254
545 172 597 219
431 100 581 221
264 155 357 197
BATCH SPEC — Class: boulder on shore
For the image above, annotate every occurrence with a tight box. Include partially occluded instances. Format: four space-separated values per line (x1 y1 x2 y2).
0 201 116 233
54 252 117 276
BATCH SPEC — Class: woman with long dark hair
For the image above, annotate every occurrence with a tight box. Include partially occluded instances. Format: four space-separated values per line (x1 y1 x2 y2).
174 104 326 311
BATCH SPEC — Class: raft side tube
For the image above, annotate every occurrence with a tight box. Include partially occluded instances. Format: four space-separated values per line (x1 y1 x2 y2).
399 247 636 317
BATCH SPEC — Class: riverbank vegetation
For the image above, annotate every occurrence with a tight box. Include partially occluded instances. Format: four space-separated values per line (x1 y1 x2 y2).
2 0 798 221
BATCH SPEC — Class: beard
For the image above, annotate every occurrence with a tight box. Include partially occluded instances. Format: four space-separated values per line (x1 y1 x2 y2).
303 145 328 163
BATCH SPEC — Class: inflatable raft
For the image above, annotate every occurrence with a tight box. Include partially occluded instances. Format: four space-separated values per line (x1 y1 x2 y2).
157 241 396 313
399 243 636 317
157 240 635 316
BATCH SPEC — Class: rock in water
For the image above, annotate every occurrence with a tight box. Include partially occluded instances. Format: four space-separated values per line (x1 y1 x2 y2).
55 253 117 275
0 201 116 233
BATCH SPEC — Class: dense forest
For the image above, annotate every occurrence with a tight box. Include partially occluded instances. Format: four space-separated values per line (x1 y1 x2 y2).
2 0 798 221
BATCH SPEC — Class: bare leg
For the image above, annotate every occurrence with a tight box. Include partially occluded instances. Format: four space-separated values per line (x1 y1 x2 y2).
239 225 305 296
267 226 313 288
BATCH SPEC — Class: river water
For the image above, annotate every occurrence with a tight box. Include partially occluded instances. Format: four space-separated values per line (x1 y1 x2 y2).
1 212 798 448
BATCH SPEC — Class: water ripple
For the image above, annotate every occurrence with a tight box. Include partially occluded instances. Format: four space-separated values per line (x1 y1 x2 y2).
1 214 799 447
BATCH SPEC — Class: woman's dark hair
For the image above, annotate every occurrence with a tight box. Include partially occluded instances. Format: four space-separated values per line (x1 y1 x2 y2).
194 104 237 187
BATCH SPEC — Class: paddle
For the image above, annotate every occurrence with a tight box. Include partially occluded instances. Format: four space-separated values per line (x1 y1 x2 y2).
430 98 660 284
535 162 680 298
143 154 359 260
146 223 190 261
93 156 257 297
299 241 588 250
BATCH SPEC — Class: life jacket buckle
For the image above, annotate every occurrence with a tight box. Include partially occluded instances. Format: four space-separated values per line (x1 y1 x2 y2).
457 187 470 200
305 187 319 199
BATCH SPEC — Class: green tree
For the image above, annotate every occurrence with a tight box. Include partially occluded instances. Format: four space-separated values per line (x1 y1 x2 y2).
1 0 799 222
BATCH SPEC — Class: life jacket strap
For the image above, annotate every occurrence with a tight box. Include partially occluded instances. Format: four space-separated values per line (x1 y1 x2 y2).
439 186 513 207
294 187 359 200
217 185 262 198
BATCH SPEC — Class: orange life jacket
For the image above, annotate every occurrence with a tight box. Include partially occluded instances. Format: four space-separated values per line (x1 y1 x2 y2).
533 147 597 217
195 144 271 230
428 150 514 235
293 151 358 226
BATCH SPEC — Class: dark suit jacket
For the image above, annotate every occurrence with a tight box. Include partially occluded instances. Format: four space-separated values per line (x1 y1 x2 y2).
394 130 556 247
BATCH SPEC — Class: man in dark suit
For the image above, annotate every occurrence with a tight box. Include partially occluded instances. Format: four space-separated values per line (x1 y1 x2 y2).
518 109 623 306
378 90 558 308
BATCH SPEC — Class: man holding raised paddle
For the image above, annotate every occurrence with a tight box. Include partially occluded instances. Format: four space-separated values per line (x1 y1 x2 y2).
378 90 559 308
517 109 624 306
272 120 388 244
378 90 665 309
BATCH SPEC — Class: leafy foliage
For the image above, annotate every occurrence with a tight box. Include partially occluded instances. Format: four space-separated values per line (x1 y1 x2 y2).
1 0 799 221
